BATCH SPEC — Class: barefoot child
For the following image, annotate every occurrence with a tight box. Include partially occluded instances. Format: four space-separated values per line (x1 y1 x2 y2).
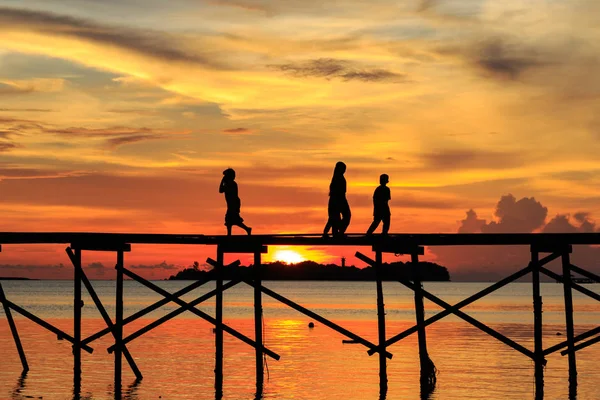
219 168 252 236
366 174 391 235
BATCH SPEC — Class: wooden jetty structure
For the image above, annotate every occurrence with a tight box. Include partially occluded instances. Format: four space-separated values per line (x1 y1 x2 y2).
2 232 600 399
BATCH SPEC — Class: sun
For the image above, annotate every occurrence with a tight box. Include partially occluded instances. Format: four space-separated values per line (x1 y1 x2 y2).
273 250 305 264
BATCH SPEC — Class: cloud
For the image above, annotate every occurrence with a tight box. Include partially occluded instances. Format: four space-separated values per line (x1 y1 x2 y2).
471 39 549 80
104 134 169 149
270 58 406 82
422 149 525 170
0 7 219 68
129 261 179 270
0 82 33 95
431 194 600 280
0 108 54 112
0 142 19 152
222 127 253 135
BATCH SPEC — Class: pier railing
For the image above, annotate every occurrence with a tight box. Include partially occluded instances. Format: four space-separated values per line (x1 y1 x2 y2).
2 232 600 399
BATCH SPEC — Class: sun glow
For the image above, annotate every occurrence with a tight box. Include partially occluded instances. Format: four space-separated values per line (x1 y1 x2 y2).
273 250 305 264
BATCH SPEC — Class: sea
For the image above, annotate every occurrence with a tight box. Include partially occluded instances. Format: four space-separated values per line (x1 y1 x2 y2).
1 280 599 400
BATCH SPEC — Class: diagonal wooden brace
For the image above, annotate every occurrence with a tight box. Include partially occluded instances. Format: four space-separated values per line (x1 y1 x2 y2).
540 267 600 303
244 279 393 359
106 269 280 360
2 298 94 353
369 263 534 355
355 252 375 267
65 247 142 379
397 278 537 360
82 271 217 346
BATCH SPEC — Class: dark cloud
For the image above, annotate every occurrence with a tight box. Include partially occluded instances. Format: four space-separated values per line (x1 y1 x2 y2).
0 108 54 112
45 126 155 137
422 149 524 170
431 194 600 280
473 39 548 80
222 127 253 135
129 261 179 270
270 58 406 82
0 142 19 152
0 83 34 95
0 7 223 68
86 262 106 276
543 213 596 233
104 134 167 149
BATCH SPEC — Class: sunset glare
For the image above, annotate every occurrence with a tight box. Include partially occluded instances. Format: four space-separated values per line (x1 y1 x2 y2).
273 250 305 264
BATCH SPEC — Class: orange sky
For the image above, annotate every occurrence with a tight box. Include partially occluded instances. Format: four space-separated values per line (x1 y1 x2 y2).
1 0 600 280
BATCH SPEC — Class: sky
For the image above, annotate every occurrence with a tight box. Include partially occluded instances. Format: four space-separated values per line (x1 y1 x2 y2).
1 0 600 280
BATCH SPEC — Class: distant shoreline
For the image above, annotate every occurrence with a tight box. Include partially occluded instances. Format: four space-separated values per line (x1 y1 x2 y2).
0 277 34 280
168 260 451 282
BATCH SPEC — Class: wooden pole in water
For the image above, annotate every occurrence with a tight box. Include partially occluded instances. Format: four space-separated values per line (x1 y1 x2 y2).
411 251 435 389
115 250 124 399
374 250 387 393
561 251 577 391
73 248 82 394
531 249 544 399
254 251 264 394
0 282 29 372
215 247 224 398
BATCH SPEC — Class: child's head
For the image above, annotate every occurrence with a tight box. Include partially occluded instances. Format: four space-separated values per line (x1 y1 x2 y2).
380 174 389 185
223 168 236 181
334 161 347 175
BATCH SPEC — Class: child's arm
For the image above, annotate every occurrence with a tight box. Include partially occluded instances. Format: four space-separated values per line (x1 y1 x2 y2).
219 177 226 193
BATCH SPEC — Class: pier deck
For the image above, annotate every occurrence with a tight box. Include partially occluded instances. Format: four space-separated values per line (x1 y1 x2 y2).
1 231 599 399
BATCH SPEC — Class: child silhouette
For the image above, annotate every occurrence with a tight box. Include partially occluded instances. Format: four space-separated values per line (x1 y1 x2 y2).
219 168 252 236
366 174 391 235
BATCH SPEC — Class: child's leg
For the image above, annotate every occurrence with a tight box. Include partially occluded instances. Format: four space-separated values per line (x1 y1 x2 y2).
366 218 381 235
235 222 252 235
226 224 232 236
382 215 390 235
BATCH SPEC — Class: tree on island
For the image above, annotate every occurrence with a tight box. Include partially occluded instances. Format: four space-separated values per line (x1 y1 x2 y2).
168 260 450 281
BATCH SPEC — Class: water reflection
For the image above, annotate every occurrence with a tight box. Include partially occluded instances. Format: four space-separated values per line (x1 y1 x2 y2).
123 378 142 400
11 371 27 400
420 381 436 400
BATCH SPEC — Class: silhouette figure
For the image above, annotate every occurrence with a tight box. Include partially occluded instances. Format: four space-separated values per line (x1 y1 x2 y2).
219 168 252 236
367 174 391 235
323 161 351 237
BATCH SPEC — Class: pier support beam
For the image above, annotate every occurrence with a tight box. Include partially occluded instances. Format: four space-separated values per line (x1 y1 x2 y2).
254 251 264 395
561 251 577 394
411 251 436 391
73 248 82 395
374 250 388 395
215 247 224 399
0 282 28 372
530 248 544 400
115 250 124 399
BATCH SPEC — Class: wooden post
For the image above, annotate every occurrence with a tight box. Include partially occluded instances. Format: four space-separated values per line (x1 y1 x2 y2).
115 250 124 399
215 247 224 398
73 248 82 395
0 282 29 372
254 251 264 394
561 251 577 391
531 249 544 399
374 250 388 394
412 251 436 390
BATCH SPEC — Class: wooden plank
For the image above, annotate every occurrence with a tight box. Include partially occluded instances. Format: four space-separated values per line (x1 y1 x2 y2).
2 232 600 247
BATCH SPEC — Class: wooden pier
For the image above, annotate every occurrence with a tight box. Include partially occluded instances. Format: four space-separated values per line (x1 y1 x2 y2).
2 232 600 399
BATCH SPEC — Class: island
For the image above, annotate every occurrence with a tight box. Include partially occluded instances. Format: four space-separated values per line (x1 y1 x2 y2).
168 260 450 281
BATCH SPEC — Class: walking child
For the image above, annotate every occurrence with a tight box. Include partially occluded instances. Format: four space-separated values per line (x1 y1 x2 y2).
366 174 391 235
219 168 252 236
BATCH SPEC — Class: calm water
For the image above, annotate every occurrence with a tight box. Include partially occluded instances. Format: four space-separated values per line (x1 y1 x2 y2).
1 280 599 400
